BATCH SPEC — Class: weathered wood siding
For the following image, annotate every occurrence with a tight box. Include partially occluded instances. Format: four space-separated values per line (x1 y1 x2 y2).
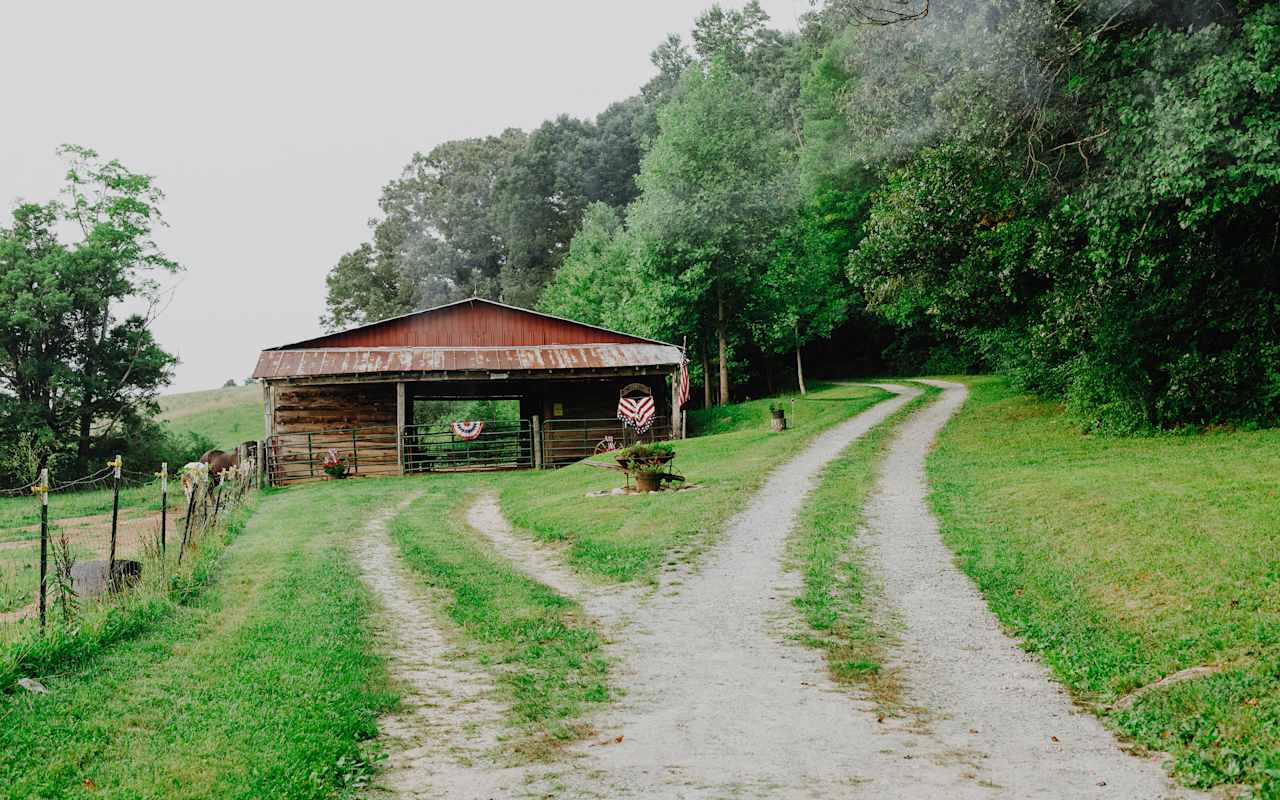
269 383 399 482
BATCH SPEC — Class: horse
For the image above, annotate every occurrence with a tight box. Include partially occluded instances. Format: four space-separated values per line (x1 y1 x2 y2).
199 448 240 482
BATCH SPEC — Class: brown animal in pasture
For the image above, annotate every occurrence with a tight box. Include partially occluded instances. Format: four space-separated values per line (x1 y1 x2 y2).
200 449 240 482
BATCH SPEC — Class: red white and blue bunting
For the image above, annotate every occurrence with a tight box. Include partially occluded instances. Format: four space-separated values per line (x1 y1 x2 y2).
451 420 485 440
617 396 656 434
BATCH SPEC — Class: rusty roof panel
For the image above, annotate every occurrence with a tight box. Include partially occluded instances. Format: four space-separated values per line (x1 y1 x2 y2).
252 344 683 381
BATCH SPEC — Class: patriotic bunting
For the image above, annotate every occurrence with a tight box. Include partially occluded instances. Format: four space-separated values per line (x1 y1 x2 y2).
451 420 485 440
617 396 656 434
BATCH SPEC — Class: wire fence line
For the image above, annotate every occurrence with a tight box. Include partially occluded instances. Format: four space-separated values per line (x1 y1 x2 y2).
1 454 262 628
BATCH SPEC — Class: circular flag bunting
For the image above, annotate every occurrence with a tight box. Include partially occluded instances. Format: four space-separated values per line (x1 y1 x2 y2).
451 420 485 440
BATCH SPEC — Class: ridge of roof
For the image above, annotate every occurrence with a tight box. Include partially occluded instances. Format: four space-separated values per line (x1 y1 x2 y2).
267 297 679 352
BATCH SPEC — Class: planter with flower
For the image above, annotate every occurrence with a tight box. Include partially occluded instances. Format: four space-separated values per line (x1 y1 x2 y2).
616 442 680 493
322 448 348 479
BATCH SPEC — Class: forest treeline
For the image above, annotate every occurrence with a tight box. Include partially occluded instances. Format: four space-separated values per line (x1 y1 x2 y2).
325 0 1279 431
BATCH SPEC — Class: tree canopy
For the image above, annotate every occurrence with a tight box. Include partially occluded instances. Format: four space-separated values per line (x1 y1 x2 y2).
0 146 182 482
323 0 1280 429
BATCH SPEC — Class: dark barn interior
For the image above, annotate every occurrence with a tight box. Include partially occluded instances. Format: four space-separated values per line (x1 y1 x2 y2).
251 298 684 483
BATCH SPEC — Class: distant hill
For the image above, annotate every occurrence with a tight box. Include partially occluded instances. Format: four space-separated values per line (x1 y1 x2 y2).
158 384 262 449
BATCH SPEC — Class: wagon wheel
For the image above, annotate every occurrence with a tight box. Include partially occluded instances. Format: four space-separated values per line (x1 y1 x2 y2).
593 435 619 456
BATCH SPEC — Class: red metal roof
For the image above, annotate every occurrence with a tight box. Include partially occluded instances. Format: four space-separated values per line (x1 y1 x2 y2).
269 297 671 350
252 344 683 381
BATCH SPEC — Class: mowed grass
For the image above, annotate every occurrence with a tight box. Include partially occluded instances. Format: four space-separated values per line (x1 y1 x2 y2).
0 480 402 799
789 383 938 700
0 481 180 539
389 479 608 747
499 382 890 582
159 383 262 450
928 376 1280 793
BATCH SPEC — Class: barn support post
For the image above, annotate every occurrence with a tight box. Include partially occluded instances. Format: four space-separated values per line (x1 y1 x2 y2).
396 381 406 475
532 415 543 469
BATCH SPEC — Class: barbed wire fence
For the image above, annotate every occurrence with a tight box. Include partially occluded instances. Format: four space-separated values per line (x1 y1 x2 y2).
1 448 262 630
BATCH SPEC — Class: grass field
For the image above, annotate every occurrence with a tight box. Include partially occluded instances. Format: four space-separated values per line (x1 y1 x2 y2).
158 384 262 450
390 481 608 748
0 481 399 799
499 382 890 582
928 377 1280 793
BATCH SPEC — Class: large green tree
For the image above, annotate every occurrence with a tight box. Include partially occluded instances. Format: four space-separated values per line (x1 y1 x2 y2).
0 146 179 479
629 58 795 404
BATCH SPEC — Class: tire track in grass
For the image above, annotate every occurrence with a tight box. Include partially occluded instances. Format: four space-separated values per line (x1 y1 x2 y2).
857 380 1200 799
354 492 520 799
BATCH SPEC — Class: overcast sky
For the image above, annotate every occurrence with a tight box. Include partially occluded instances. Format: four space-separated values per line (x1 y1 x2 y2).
2 1 804 394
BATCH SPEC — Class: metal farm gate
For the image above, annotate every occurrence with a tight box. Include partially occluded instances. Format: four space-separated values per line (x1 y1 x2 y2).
402 419 533 472
539 416 672 467
265 425 399 484
265 416 677 483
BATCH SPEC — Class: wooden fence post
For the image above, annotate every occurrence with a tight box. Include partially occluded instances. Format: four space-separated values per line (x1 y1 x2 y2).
178 473 199 565
258 440 267 488
532 415 543 469
107 455 122 583
159 462 168 555
36 468 48 628
396 381 406 475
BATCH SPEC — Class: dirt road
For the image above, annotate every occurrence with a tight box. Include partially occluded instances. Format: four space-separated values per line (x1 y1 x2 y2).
527 383 1194 798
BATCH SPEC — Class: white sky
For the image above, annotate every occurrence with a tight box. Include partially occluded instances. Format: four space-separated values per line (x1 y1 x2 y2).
2 1 803 393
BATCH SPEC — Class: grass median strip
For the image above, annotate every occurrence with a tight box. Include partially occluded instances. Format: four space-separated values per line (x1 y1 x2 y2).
500 383 890 583
927 376 1280 794
788 383 938 704
388 479 608 749
0 480 402 799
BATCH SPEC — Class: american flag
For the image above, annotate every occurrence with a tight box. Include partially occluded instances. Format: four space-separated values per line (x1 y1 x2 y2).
676 356 690 410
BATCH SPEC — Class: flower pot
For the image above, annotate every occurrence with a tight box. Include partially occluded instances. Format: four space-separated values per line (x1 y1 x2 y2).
635 472 661 493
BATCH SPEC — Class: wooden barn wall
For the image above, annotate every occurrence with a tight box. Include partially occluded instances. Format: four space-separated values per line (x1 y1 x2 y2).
270 383 399 480
284 302 640 349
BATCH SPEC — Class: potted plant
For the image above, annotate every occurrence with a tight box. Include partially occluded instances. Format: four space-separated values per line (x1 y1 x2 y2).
322 448 348 479
615 441 675 470
630 461 666 493
769 403 787 432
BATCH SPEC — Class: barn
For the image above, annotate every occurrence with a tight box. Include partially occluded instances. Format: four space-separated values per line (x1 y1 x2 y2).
251 298 685 484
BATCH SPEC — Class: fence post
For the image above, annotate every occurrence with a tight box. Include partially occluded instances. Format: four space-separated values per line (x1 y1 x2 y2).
532 415 543 469
307 432 314 478
36 468 49 628
257 440 267 488
352 428 359 476
159 462 168 555
107 455 122 584
396 381 406 475
178 473 199 565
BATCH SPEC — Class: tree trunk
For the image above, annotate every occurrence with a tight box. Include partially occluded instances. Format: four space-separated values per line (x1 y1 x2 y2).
717 288 729 406
700 336 712 409
795 322 807 396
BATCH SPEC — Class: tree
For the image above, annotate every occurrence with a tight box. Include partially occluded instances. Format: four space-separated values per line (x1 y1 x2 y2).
629 58 795 404
755 188 866 393
0 146 179 478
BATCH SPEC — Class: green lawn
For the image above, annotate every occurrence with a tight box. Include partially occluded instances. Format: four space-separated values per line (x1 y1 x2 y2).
928 376 1280 794
788 383 938 702
0 481 179 539
499 382 890 582
0 481 400 799
159 384 262 450
389 479 608 750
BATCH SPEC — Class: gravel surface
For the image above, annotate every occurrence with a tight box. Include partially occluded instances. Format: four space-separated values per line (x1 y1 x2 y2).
366 386 1205 798
354 493 526 799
